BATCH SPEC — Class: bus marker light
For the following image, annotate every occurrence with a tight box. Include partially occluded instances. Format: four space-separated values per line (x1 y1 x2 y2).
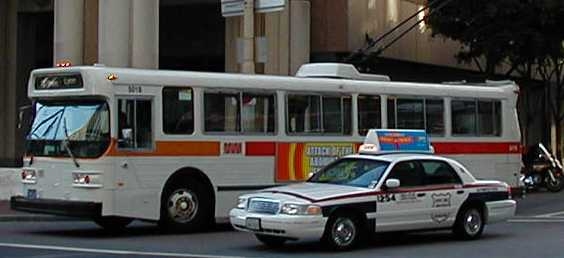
106 74 118 81
55 61 72 67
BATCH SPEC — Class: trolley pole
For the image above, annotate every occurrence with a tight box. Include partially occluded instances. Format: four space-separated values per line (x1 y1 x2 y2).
242 0 255 74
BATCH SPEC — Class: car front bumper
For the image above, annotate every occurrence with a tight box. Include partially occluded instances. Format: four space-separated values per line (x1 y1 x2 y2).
229 208 327 241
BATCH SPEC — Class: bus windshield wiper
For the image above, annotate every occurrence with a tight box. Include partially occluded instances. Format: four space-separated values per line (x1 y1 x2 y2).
63 117 80 168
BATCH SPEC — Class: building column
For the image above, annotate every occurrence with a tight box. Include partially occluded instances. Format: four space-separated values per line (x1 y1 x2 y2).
131 0 159 69
289 0 310 75
0 0 19 166
98 0 131 67
54 0 84 66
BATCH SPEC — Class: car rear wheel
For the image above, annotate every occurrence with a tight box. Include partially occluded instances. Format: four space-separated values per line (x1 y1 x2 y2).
255 234 287 247
453 206 484 240
322 213 362 251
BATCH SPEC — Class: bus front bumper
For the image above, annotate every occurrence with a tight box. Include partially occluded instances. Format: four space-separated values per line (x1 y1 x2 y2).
10 196 102 218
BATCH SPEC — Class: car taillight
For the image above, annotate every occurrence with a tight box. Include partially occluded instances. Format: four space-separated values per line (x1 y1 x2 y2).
507 187 512 200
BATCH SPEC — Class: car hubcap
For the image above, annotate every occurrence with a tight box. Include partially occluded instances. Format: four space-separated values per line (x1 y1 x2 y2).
168 189 198 223
332 217 356 246
464 209 482 235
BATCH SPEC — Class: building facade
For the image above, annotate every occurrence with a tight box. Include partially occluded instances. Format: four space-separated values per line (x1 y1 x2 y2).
0 0 543 166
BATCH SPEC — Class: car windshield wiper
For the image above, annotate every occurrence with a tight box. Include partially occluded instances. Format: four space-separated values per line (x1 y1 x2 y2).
63 117 80 168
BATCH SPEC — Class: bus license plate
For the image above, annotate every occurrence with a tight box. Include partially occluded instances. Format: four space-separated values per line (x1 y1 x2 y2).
27 189 37 200
246 218 261 231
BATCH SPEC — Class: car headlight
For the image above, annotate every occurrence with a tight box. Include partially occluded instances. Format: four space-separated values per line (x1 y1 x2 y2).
280 203 322 216
236 197 248 209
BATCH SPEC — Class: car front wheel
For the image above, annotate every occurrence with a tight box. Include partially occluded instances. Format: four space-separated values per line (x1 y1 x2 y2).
322 213 362 251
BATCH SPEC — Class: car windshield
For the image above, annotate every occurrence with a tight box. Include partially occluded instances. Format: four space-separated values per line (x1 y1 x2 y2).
25 99 110 158
308 158 390 188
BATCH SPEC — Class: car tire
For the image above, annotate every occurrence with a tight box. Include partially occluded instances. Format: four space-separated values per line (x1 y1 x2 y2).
321 213 363 251
159 180 212 232
453 205 484 240
255 234 287 247
94 216 133 232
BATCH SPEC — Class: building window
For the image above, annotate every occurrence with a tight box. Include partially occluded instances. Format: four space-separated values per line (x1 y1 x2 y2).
358 95 381 135
162 87 194 134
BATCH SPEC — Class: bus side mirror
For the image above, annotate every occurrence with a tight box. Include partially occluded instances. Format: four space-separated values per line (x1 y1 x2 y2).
121 128 133 141
18 105 33 130
385 179 400 189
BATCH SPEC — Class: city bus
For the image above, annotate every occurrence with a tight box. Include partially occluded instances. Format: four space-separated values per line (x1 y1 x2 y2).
11 63 521 231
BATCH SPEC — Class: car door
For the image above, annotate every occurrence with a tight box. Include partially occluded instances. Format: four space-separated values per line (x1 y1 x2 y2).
375 160 430 232
419 159 466 228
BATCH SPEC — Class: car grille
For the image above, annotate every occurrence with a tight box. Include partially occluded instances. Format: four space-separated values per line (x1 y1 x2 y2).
247 199 280 214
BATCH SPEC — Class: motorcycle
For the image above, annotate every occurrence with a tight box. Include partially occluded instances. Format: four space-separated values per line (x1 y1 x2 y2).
521 143 564 192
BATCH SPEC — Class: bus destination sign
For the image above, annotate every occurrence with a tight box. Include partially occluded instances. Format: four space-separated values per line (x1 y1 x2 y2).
35 74 83 90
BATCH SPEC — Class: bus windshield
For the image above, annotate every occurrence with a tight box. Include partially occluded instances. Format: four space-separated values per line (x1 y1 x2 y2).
308 158 390 188
26 100 110 158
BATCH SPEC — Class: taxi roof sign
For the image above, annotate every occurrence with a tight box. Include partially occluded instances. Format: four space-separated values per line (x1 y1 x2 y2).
359 129 433 154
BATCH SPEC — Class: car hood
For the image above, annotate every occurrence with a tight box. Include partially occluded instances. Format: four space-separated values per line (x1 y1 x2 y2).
256 182 371 203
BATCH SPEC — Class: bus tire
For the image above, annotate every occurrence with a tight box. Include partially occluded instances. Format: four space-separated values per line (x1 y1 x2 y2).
159 179 212 232
94 216 133 232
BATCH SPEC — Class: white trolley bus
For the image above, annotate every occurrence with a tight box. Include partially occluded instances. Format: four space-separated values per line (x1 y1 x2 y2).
11 63 521 231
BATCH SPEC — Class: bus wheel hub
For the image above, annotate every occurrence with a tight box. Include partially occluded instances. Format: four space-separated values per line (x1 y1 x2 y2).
168 189 198 223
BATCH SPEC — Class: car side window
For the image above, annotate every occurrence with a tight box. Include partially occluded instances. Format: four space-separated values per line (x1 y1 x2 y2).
387 161 425 187
420 160 462 185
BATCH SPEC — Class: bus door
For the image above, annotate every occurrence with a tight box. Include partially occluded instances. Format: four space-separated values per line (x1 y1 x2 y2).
113 95 157 219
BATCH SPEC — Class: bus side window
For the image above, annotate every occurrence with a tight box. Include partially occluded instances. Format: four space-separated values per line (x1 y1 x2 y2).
358 95 381 135
117 98 153 149
163 87 194 134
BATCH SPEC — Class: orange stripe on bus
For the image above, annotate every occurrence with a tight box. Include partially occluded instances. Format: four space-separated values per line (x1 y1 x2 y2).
106 139 220 156
276 143 290 181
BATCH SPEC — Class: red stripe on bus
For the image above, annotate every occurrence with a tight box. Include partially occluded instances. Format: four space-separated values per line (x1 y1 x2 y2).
246 142 276 156
433 142 521 154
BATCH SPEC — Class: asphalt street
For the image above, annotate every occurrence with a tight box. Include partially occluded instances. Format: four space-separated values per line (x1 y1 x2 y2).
0 190 563 258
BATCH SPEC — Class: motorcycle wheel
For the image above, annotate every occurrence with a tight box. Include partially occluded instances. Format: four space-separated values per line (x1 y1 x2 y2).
545 173 564 192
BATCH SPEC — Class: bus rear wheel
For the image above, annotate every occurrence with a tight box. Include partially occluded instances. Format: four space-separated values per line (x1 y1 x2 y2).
159 180 212 232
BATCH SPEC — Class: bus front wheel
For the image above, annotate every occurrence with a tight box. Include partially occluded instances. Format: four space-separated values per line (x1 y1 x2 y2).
159 180 212 232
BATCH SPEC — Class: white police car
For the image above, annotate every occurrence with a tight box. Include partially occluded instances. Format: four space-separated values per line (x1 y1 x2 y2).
229 130 516 250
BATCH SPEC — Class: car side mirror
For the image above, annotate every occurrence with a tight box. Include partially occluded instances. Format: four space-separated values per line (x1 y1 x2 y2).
385 179 400 189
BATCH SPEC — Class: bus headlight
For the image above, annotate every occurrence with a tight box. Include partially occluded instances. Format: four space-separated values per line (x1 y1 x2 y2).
236 197 248 209
281 203 322 216
21 168 38 184
72 172 102 188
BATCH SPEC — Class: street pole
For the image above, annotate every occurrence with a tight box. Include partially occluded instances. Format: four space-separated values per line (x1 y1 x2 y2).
242 0 255 74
